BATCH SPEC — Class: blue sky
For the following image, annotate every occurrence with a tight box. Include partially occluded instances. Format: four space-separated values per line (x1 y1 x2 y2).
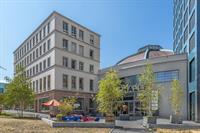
0 0 173 80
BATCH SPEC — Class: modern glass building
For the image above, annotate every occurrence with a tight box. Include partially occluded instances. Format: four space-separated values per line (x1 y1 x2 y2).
173 0 199 121
0 80 8 94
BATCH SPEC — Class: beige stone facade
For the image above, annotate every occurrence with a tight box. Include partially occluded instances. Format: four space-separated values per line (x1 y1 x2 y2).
13 11 100 113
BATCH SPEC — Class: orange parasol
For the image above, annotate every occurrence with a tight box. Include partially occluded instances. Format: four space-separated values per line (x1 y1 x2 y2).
42 99 60 107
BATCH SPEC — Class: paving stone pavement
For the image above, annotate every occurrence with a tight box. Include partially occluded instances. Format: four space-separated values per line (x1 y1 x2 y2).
111 128 150 133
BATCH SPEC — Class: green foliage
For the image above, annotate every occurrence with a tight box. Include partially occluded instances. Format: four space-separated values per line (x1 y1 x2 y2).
170 80 184 116
58 97 76 116
137 64 159 117
3 67 35 117
56 114 64 121
96 69 127 116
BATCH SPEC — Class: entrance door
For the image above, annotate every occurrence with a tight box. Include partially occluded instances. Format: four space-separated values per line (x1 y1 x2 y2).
190 92 195 121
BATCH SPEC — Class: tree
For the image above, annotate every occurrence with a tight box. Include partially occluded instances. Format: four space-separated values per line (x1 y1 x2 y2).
170 80 184 116
137 64 159 117
96 69 127 116
4 67 35 117
58 97 76 116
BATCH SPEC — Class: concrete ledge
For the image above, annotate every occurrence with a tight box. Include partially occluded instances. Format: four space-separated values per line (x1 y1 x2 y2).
42 118 115 128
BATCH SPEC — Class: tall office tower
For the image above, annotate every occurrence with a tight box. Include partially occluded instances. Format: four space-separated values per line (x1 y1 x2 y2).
173 0 199 121
13 11 100 113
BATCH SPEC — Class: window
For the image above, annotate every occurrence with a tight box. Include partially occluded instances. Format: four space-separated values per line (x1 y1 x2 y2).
33 66 35 75
90 79 94 91
79 30 84 40
36 64 38 73
43 77 46 91
71 42 77 53
43 26 46 37
90 34 94 44
63 74 68 88
71 25 76 37
47 22 50 34
36 80 38 93
184 8 188 27
189 32 195 53
79 78 84 90
43 43 46 53
30 68 32 76
71 76 76 89
189 0 195 13
79 45 84 56
43 60 46 70
63 57 68 67
27 42 30 51
33 81 35 92
47 75 51 90
71 59 76 69
36 48 38 58
39 62 42 72
79 62 84 71
89 65 94 73
184 26 188 43
39 78 42 92
30 53 32 62
189 11 195 33
47 39 51 50
33 51 35 60
33 36 35 46
39 30 42 41
47 57 51 67
39 45 42 56
189 58 195 82
63 39 68 50
89 49 94 59
63 21 68 33
155 70 179 82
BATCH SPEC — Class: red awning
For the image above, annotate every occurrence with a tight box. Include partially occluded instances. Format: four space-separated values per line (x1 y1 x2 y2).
42 99 60 107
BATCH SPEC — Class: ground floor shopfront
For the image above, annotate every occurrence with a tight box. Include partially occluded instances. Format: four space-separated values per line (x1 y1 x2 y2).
34 90 96 114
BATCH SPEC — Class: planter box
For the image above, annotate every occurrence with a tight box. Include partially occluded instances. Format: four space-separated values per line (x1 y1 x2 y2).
143 116 157 128
105 115 115 123
119 114 130 121
170 115 183 124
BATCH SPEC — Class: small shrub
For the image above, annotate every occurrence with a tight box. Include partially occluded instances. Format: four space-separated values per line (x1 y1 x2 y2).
56 114 63 121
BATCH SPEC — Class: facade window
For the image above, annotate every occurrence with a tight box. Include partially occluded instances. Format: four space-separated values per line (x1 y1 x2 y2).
71 42 77 53
27 42 30 51
155 70 179 82
47 57 51 67
71 25 76 37
36 64 38 73
39 45 42 56
184 26 188 43
63 39 68 50
184 8 188 26
79 45 84 56
33 51 35 61
79 62 84 71
79 78 84 90
63 74 68 88
71 59 76 69
30 53 32 63
90 34 94 44
43 60 46 70
36 48 39 58
47 39 51 50
89 65 94 73
47 75 51 90
39 30 42 41
40 78 42 92
71 76 76 89
43 43 46 53
30 68 32 76
79 30 84 40
43 26 46 37
63 21 68 33
39 62 42 72
89 49 94 59
90 79 94 91
47 22 50 34
36 33 38 44
63 57 68 67
33 66 35 75
36 80 38 93
43 77 46 91
189 32 195 53
189 58 195 82
33 36 35 46
189 11 195 33
33 81 35 92
189 0 195 13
